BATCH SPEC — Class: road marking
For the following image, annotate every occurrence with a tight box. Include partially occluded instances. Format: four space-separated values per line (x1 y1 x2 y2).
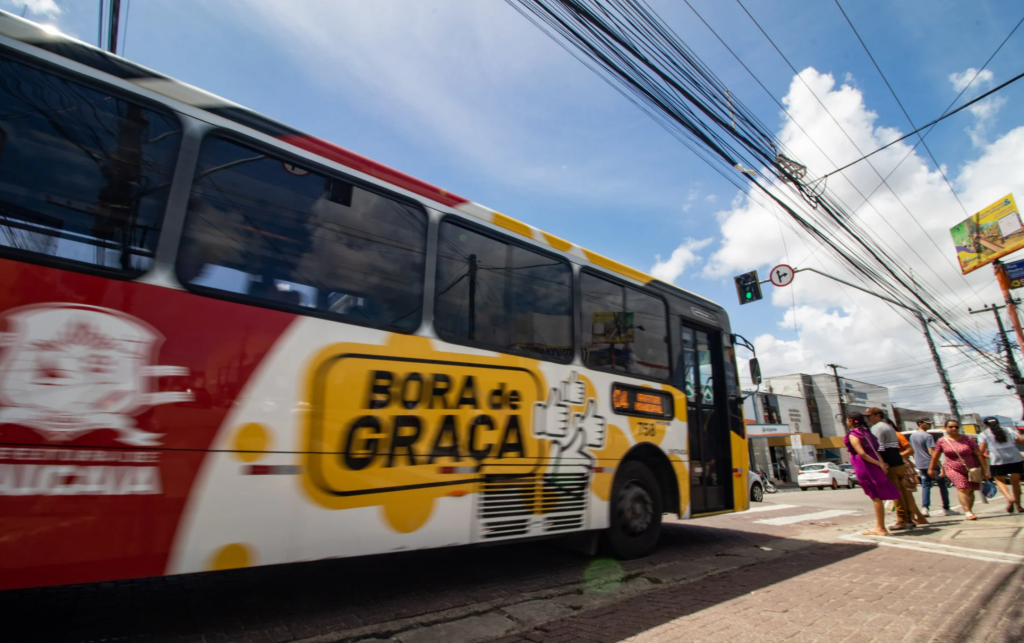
842 533 1024 565
745 504 797 514
754 509 858 525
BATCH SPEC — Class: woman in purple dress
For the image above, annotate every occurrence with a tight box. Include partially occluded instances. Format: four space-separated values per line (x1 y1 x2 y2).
844 412 902 536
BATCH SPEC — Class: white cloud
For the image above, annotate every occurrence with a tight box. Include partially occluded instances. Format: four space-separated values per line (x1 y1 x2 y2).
706 67 1020 417
948 67 994 93
964 95 1006 148
948 68 1003 147
650 237 712 284
5 0 60 17
705 194 717 203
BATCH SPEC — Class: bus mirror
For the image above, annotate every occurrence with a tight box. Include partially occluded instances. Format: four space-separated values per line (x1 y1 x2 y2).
749 358 762 385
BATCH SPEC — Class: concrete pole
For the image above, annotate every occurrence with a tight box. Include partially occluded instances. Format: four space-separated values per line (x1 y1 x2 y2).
826 363 848 427
917 311 960 425
794 268 961 423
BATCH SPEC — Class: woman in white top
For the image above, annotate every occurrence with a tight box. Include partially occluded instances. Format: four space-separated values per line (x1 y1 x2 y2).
978 417 1024 513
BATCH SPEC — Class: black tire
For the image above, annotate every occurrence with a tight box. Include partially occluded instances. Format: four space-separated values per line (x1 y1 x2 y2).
801 487 808 491
751 482 764 503
817 487 824 490
604 460 662 559
831 479 838 490
847 479 854 489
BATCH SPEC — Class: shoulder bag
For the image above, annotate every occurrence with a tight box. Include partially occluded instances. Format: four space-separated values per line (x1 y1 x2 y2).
942 437 983 483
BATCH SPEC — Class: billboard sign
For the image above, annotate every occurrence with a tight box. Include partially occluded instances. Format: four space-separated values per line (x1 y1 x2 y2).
950 193 1024 274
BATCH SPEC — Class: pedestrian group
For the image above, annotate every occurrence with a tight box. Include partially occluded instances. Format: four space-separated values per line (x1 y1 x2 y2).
843 408 1024 536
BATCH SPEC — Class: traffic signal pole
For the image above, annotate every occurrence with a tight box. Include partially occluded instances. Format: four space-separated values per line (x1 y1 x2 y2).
790 268 961 424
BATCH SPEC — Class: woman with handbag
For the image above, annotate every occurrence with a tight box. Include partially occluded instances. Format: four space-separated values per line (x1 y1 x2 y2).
978 417 1024 513
928 420 987 520
844 412 902 536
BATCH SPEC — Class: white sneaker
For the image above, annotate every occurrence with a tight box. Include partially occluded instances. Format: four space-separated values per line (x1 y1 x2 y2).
943 509 960 516
921 507 930 517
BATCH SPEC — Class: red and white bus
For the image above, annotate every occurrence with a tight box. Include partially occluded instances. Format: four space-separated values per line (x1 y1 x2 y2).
0 11 749 591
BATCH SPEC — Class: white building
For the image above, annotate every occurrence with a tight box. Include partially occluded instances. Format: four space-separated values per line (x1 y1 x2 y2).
760 373 893 464
743 390 813 483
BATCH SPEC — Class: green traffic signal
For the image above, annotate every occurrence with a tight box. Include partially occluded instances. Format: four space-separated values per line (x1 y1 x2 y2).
734 270 763 305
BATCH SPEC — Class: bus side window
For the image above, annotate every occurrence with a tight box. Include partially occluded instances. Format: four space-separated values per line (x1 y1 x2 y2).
0 53 180 274
177 136 428 330
580 272 670 381
434 220 573 362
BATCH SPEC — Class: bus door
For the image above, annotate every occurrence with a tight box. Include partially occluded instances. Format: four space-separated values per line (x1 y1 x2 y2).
680 326 732 514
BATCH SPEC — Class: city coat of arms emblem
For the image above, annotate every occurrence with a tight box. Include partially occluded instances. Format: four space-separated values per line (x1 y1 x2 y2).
0 304 193 446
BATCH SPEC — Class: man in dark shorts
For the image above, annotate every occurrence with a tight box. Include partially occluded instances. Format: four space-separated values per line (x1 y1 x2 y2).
910 418 955 516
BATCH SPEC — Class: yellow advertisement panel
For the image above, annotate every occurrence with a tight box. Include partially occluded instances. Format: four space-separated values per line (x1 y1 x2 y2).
950 193 1024 274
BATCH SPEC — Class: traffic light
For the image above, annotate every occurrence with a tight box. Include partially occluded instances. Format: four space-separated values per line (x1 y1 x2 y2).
734 270 763 305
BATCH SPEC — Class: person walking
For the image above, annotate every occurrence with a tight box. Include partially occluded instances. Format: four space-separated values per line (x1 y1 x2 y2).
929 419 987 521
844 412 901 536
909 418 956 516
978 416 1024 513
867 407 922 529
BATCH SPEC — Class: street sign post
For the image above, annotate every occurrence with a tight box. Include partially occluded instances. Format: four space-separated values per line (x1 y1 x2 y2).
769 264 794 287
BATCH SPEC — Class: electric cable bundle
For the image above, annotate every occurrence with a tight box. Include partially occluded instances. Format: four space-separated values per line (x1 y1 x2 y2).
507 0 1012 388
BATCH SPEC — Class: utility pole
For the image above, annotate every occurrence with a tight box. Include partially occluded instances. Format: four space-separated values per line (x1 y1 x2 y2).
994 260 1024 360
106 0 121 54
918 312 960 425
826 363 848 426
467 253 477 340
793 267 960 424
970 302 1024 420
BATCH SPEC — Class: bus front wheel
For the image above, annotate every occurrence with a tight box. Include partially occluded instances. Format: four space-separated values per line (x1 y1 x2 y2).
604 460 662 559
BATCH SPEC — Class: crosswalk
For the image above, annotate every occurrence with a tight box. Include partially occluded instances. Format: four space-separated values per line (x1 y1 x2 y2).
751 508 859 525
744 504 796 514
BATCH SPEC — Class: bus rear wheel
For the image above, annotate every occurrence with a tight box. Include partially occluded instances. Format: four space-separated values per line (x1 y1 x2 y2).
604 461 662 559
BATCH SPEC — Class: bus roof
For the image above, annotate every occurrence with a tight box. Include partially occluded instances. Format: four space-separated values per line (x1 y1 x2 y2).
0 10 719 309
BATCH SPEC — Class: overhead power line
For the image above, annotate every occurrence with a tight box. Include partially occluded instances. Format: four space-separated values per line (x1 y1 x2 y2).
507 0 1012 390
820 68 1024 180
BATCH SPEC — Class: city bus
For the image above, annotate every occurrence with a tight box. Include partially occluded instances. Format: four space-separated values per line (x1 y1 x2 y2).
0 11 748 591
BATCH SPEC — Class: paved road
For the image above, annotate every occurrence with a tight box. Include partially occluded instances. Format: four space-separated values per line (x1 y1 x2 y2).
4 487 1023 643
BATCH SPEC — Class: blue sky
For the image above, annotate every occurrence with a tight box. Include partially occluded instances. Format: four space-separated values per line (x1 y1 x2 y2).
12 0 1024 416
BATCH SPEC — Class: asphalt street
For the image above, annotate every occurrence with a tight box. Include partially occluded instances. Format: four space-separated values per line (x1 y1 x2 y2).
5 487 1023 643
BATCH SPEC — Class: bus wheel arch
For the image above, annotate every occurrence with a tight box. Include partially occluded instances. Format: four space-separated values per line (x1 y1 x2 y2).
618 443 680 516
602 444 677 560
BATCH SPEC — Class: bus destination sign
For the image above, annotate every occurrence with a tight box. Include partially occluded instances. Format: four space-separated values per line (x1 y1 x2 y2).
611 383 673 419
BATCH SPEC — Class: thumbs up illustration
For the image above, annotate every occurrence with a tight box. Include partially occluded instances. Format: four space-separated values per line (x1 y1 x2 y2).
575 398 607 450
533 386 571 439
560 371 586 405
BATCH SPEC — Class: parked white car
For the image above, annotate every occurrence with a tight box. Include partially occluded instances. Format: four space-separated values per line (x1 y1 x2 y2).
748 470 764 502
798 462 852 490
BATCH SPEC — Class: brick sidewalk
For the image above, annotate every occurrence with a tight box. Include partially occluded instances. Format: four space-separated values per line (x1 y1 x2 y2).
0 522 771 643
489 541 1024 643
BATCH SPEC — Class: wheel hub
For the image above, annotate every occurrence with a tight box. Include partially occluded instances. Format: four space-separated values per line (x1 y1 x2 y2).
617 481 653 535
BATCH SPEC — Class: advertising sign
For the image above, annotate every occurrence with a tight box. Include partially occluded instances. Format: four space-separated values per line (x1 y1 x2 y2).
950 193 1024 274
747 424 791 437
1004 258 1024 289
